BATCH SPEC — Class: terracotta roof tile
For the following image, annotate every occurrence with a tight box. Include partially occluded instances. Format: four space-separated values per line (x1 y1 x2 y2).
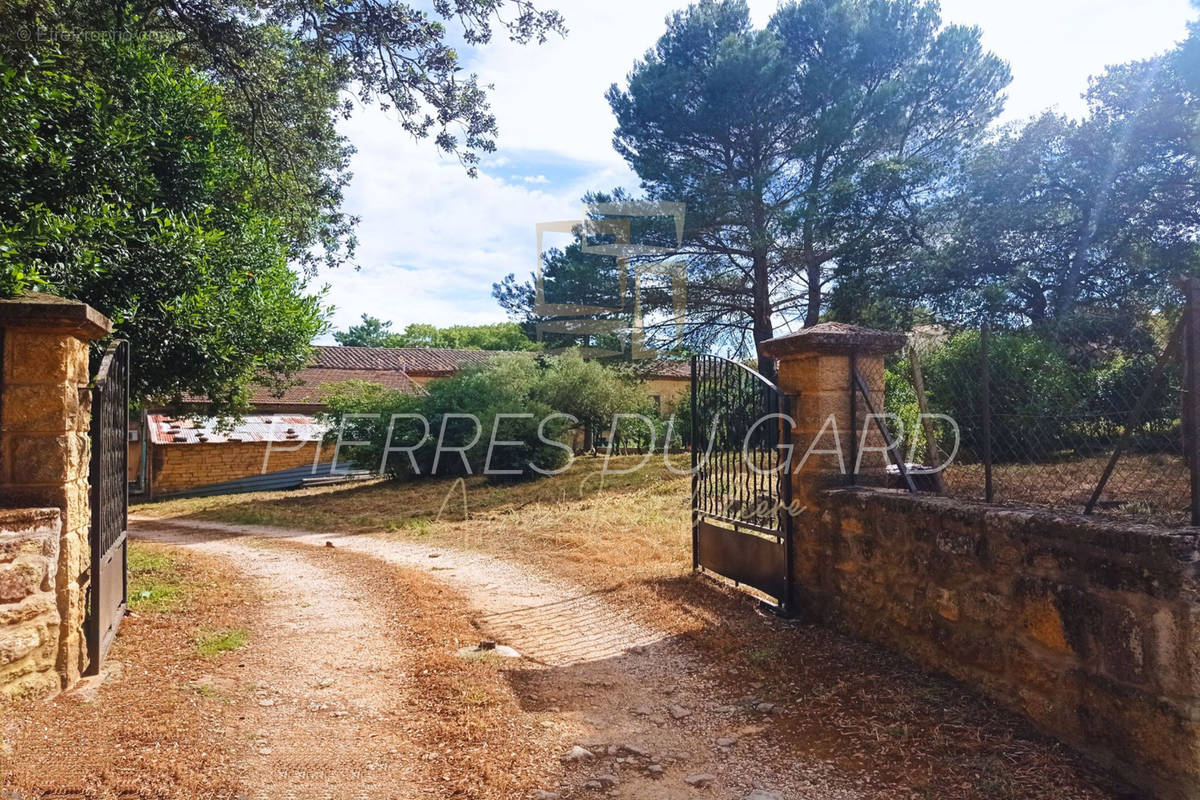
310 345 405 371
635 359 691 379
247 366 422 406
173 346 422 408
391 347 503 375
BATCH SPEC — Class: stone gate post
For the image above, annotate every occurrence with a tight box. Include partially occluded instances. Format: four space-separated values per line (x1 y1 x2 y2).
0 294 112 695
758 322 907 509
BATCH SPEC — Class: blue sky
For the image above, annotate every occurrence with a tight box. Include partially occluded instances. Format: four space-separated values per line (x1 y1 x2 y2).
315 0 1198 340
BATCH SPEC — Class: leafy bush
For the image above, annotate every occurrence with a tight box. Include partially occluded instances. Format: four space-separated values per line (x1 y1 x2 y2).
322 352 652 481
921 330 1084 462
1082 351 1180 444
884 361 928 460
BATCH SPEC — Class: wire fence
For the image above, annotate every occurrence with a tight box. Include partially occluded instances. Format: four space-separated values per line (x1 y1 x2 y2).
883 285 1198 526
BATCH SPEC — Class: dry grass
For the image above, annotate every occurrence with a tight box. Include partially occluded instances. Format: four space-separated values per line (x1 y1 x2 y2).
137 454 695 591
135 458 1129 798
1 541 258 799
941 451 1191 524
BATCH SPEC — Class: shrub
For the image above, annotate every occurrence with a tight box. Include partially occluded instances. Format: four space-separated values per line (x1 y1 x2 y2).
322 352 652 481
419 354 570 477
321 380 426 478
921 330 1084 462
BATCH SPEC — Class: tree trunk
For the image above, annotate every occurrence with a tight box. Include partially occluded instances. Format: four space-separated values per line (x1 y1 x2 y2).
752 249 776 382
804 260 822 327
750 191 777 382
1058 211 1096 319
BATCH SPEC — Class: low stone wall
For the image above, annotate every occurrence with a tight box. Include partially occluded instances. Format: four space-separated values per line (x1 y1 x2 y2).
0 508 62 701
149 441 334 497
796 488 1200 799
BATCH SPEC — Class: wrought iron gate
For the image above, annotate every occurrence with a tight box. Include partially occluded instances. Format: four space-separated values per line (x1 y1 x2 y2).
86 339 129 673
690 354 794 612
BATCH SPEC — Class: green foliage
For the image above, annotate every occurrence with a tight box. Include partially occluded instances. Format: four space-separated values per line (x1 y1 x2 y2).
0 31 326 414
537 354 653 438
323 352 652 480
4 0 565 274
606 0 1009 359
420 355 568 476
396 322 540 351
914 26 1200 325
884 361 928 460
920 330 1084 462
333 315 539 351
333 315 399 347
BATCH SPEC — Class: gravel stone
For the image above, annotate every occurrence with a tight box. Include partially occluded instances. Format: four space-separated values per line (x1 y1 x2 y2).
561 745 595 763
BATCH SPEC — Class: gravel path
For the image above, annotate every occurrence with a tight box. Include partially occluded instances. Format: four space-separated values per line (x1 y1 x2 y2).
134 523 425 800
132 516 868 800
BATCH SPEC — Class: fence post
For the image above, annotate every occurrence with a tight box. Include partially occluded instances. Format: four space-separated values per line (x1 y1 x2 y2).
690 355 699 570
848 349 858 486
981 318 994 503
1184 278 1200 525
908 345 946 492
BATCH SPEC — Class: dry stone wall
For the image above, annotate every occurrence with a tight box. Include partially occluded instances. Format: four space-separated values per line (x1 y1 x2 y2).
796 487 1200 799
0 508 62 701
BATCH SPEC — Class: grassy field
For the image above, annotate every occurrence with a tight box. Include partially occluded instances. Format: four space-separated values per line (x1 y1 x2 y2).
135 454 696 591
940 451 1191 523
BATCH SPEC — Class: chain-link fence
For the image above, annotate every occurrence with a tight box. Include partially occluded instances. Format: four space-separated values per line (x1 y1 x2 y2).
882 289 1198 526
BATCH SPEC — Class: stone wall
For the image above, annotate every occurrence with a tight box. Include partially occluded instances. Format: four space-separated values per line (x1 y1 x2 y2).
0 295 111 695
796 488 1200 799
0 508 62 701
149 440 333 497
759 323 1200 799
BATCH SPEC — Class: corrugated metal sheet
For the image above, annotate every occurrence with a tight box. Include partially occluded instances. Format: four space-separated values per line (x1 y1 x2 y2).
159 462 372 498
147 413 328 445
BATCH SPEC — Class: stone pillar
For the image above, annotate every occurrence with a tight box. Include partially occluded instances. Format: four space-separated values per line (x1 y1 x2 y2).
759 323 907 509
0 294 112 690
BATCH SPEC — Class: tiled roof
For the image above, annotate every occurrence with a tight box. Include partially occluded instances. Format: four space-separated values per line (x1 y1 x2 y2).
174 346 422 408
247 366 422 405
310 345 405 371
316 345 692 379
636 359 691 379
148 413 327 445
391 347 504 376
309 345 499 375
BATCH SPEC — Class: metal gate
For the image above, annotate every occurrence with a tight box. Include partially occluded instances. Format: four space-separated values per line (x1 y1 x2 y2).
690 354 794 612
86 339 129 673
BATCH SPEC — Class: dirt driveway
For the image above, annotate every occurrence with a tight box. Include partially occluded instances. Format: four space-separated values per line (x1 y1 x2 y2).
4 514 1128 800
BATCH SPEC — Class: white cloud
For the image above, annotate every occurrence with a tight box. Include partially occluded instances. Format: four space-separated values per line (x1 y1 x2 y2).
315 0 1197 339
314 103 636 338
939 0 1196 120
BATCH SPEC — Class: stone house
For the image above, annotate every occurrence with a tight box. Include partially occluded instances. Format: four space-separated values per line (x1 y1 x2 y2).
137 346 423 499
